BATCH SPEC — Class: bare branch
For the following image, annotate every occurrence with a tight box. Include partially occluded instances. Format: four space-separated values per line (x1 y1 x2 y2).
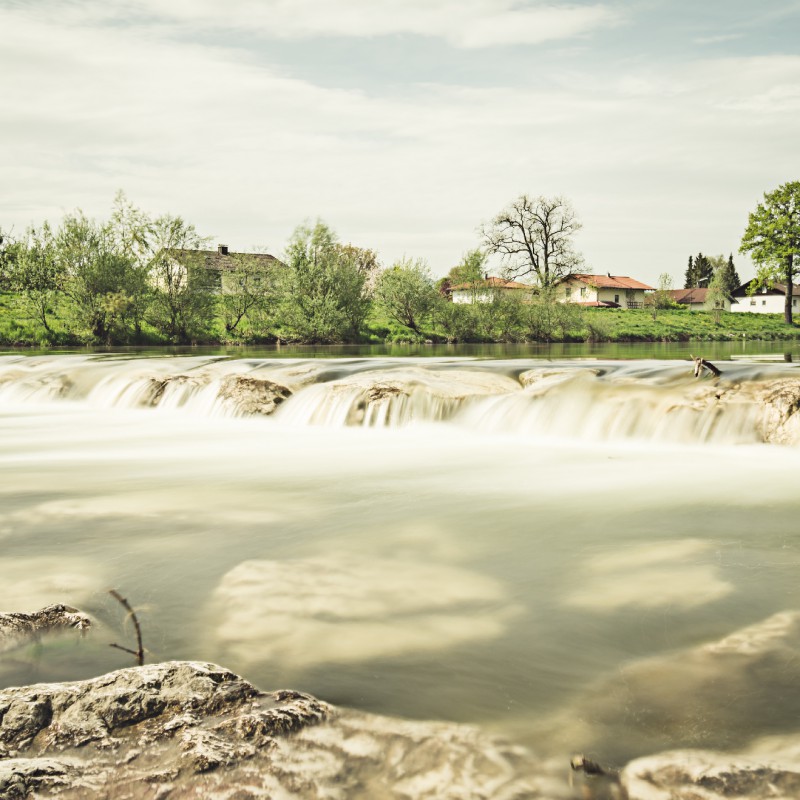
108 589 145 666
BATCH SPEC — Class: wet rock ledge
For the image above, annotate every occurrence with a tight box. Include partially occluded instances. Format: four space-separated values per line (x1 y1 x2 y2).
0 661 537 799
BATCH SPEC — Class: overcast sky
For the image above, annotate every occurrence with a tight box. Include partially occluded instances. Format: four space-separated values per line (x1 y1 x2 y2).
2 0 799 283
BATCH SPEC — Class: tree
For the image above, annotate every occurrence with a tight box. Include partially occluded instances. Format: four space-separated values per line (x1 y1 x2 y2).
374 257 438 335
708 253 740 299
480 195 583 288
56 211 148 343
693 253 713 287
278 221 369 343
705 269 728 324
683 255 695 289
147 215 215 343
447 249 486 286
8 223 64 335
650 273 675 320
740 181 800 324
218 252 277 336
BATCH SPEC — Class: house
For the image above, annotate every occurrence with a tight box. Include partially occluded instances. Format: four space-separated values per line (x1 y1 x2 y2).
730 280 800 314
171 244 281 293
448 275 534 304
666 288 731 312
556 274 655 308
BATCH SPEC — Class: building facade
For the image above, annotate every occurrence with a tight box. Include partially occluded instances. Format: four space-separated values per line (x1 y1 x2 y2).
556 274 654 308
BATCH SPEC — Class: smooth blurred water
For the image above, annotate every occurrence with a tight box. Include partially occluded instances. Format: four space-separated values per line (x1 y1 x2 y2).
2 353 800 770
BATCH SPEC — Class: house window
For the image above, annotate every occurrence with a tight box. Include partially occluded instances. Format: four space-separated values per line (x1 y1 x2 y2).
565 287 571 298
750 300 756 306
762 300 766 306
614 294 620 304
794 299 797 307
580 287 586 298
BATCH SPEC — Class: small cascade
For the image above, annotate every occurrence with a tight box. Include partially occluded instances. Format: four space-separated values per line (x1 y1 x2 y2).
1 354 799 445
458 373 765 445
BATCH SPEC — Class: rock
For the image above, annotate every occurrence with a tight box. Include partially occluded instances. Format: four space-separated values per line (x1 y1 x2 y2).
622 742 800 800
209 556 521 668
535 611 800 763
0 605 91 655
0 660 543 798
217 375 292 416
275 367 520 426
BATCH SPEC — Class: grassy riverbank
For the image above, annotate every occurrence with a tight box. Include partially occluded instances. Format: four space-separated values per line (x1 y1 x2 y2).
1 289 798 347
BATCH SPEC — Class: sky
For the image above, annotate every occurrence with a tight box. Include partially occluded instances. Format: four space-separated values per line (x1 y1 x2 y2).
2 0 799 284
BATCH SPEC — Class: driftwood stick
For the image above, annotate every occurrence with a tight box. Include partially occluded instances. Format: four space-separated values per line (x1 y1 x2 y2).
108 589 144 666
690 354 722 378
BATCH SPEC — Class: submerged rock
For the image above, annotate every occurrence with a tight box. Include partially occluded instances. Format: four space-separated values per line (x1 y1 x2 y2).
536 611 800 764
0 660 542 799
209 556 521 668
0 605 91 655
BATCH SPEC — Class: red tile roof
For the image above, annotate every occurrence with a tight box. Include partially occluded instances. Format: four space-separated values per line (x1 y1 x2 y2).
564 274 655 291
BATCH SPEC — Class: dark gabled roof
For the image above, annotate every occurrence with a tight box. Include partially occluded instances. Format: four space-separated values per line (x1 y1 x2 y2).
561 273 655 291
667 288 709 304
174 246 281 272
732 279 800 297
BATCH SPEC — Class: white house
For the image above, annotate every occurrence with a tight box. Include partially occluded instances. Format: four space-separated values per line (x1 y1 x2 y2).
730 280 800 314
556 274 654 308
448 276 534 304
666 288 731 312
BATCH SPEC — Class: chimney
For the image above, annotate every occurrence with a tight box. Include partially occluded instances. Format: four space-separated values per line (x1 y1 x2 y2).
218 244 229 255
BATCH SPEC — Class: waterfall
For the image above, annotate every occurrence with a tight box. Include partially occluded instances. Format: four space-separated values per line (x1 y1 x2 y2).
1 354 798 445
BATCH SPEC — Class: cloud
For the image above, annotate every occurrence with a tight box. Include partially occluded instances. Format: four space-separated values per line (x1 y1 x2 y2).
2 2 799 281
96 0 622 49
693 33 744 45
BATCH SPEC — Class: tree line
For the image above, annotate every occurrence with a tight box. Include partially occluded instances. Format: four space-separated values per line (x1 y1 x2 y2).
0 192 595 346
1 182 798 345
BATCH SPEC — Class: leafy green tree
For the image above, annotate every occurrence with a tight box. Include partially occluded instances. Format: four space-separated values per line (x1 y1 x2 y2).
374 257 438 335
650 273 675 320
740 181 800 324
0 229 15 289
278 221 369 343
147 215 215 343
705 269 729 324
56 211 148 343
8 223 64 335
708 253 740 299
219 252 278 336
481 195 583 289
447 249 486 285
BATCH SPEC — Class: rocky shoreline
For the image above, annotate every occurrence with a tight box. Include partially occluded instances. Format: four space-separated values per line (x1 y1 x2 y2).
6 604 800 798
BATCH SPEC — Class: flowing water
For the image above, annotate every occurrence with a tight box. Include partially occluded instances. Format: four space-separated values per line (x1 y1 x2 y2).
2 351 800 778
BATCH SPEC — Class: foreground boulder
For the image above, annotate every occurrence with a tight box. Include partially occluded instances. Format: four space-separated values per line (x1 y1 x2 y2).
0 661 542 799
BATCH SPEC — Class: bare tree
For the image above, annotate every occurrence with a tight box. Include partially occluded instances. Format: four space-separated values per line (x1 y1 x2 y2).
481 194 584 288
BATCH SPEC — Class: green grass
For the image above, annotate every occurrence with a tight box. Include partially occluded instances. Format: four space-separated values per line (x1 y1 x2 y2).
586 308 800 342
2 290 799 347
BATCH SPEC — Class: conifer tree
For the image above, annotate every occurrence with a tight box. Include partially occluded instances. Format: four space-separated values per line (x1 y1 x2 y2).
683 255 695 289
693 252 713 287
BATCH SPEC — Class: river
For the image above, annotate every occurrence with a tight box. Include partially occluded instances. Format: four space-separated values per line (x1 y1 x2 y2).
2 348 800 783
